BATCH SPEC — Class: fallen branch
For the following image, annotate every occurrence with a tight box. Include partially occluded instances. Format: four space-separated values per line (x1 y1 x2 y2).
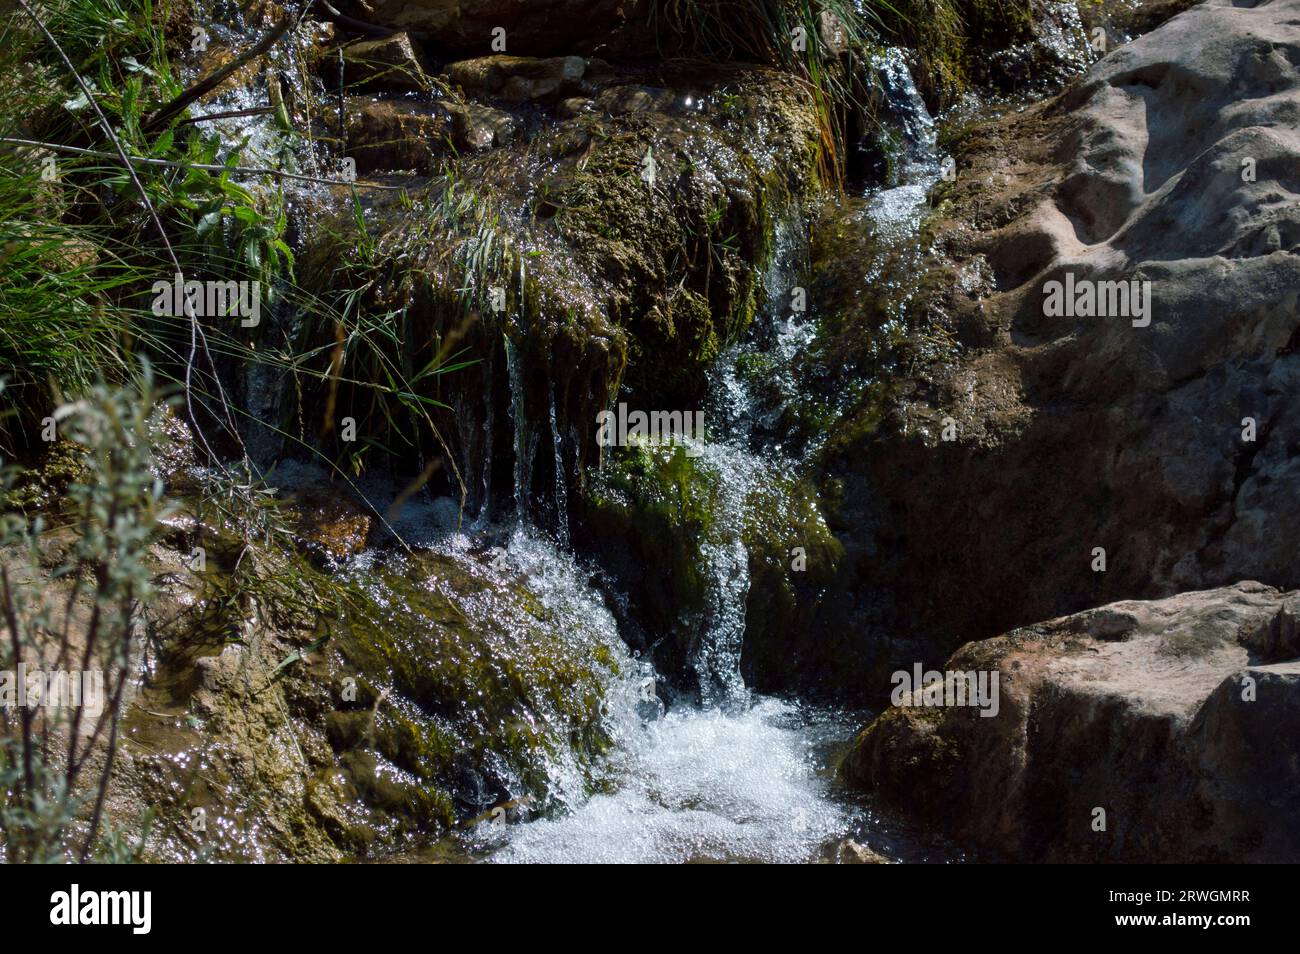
143 13 298 133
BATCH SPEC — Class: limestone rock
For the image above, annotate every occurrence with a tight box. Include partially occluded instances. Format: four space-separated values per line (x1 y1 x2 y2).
341 32 431 92
841 583 1300 862
445 54 585 102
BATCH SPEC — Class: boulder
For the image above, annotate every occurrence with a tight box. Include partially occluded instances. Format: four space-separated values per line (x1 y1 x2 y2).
840 582 1300 862
346 97 453 173
442 100 517 151
445 54 585 102
340 32 431 92
771 0 1300 700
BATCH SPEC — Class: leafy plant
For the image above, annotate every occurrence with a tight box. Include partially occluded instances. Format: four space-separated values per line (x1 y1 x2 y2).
0 374 168 863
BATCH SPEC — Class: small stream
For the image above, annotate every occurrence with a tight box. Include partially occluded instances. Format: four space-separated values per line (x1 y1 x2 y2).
227 26 962 863
432 50 959 863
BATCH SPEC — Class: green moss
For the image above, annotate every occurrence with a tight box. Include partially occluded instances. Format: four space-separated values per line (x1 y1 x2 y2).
582 443 722 675
335 549 623 817
875 0 1037 103
2 438 89 514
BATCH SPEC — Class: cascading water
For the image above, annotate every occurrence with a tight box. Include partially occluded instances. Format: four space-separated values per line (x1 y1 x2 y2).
548 384 570 548
251 34 961 862
503 333 533 523
454 50 970 864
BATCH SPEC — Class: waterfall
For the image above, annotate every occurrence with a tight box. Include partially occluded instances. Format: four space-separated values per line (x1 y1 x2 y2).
503 333 532 524
548 383 570 547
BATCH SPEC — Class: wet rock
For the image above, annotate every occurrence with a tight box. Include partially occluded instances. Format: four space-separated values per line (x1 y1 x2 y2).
193 44 266 104
346 97 452 173
101 529 626 860
983 0 1096 96
341 32 432 92
443 100 517 150
592 84 677 115
796 0 1300 701
285 486 374 561
557 96 592 118
840 583 1300 862
822 838 890 863
1079 0 1202 48
445 54 585 102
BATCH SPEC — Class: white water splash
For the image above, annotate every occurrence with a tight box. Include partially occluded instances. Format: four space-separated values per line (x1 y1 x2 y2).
483 697 856 863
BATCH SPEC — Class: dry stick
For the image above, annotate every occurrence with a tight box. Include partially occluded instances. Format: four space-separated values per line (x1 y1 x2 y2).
317 0 396 38
143 13 297 134
13 0 241 469
178 106 274 125
0 138 410 191
65 524 110 790
80 613 131 863
1 567 35 809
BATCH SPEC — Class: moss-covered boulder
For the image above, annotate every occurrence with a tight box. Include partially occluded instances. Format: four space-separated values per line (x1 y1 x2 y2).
297 61 820 529
105 501 627 861
581 444 719 685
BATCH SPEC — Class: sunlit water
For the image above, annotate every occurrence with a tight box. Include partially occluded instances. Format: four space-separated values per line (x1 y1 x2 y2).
272 42 965 865
477 698 861 864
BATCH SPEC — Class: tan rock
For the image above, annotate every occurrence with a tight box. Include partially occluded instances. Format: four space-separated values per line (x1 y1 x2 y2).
445 54 584 102
841 582 1300 862
341 32 431 92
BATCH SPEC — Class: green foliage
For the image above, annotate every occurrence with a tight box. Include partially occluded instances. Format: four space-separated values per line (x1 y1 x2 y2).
650 0 881 183
292 174 500 477
0 374 168 863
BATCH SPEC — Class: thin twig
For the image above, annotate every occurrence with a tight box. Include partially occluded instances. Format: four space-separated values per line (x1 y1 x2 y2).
177 106 273 125
143 14 297 133
1 567 35 804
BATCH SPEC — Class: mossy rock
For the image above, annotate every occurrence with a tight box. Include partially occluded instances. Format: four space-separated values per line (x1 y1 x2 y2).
334 549 624 819
580 443 720 683
293 62 819 520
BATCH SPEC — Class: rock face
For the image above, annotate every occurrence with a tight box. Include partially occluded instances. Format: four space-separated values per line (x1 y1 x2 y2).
786 0 1300 700
841 582 1300 862
341 33 433 91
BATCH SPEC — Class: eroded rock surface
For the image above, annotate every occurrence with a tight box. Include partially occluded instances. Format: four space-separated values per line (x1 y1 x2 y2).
787 0 1300 699
840 582 1300 862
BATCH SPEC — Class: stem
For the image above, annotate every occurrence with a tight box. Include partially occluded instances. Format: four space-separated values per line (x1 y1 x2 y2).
142 14 297 133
